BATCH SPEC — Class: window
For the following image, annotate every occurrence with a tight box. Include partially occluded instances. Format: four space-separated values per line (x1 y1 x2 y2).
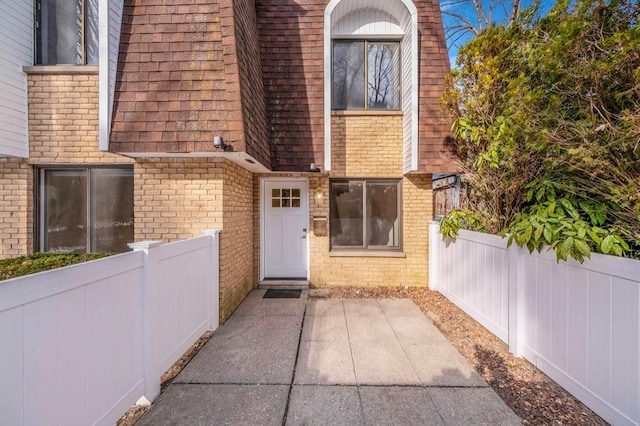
271 188 301 208
35 0 99 65
332 41 401 110
39 167 134 253
330 179 401 250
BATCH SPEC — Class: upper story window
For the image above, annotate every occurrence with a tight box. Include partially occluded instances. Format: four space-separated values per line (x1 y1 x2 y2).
35 0 98 65
332 40 401 110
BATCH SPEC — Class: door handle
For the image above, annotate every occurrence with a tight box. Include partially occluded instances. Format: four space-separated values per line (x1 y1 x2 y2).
302 228 307 239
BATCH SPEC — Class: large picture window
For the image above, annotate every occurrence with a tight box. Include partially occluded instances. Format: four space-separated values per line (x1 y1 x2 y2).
35 0 99 65
330 179 401 250
39 167 134 253
332 41 401 110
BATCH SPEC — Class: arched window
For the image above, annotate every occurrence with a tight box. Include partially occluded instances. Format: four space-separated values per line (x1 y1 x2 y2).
324 0 419 172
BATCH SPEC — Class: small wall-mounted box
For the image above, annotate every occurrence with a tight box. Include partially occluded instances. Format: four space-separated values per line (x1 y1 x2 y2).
313 216 327 236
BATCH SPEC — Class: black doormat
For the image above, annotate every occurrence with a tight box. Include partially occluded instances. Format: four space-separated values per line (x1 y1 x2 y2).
263 289 302 299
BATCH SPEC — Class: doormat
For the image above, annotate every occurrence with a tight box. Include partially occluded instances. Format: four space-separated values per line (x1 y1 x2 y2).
263 289 302 299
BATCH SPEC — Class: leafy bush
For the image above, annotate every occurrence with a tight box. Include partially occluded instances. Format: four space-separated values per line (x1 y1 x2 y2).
440 209 487 239
0 252 115 281
503 181 630 262
441 0 640 262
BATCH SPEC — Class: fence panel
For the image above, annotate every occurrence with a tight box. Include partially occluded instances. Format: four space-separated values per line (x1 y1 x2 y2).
149 235 217 380
0 231 221 426
429 224 510 343
521 249 640 426
0 252 145 426
429 222 640 426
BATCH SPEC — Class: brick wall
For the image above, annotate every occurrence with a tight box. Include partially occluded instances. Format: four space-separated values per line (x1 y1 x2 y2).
220 160 254 319
27 72 132 165
253 114 432 287
331 114 403 177
308 174 432 287
0 71 133 258
134 158 253 322
0 159 32 257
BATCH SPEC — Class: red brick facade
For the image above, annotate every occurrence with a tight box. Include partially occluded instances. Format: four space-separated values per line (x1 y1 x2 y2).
416 0 457 173
111 0 454 173
233 0 271 168
112 0 248 154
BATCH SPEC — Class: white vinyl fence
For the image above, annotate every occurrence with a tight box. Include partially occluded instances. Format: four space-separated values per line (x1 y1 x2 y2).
429 222 640 426
0 230 220 426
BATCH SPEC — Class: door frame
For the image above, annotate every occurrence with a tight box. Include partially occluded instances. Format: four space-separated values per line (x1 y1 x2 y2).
260 177 310 281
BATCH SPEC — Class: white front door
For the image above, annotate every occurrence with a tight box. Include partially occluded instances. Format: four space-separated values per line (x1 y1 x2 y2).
263 179 309 279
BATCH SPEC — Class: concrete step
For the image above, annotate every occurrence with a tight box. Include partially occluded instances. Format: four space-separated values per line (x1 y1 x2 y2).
259 280 310 290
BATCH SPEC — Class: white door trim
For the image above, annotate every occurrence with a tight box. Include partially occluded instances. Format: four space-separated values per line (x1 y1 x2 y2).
260 177 310 281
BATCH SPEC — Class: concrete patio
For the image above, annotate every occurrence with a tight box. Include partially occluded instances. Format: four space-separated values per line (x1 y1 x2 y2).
136 290 520 425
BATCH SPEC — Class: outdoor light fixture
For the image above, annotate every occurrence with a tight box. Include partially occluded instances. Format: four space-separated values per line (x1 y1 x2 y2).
310 163 319 172
213 136 226 149
315 188 324 200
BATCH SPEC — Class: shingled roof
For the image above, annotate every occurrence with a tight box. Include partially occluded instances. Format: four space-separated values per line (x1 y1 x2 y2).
110 0 270 168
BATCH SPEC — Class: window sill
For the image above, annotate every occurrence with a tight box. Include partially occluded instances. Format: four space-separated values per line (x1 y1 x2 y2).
331 110 403 117
23 65 98 75
329 250 406 258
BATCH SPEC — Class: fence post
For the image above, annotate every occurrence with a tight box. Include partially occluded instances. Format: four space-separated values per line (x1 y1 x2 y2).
507 244 525 357
203 230 221 331
429 222 440 291
128 240 163 404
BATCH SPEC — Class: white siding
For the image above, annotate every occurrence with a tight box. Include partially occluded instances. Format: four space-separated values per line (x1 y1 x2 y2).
333 10 403 36
0 0 32 158
401 17 413 173
99 0 124 151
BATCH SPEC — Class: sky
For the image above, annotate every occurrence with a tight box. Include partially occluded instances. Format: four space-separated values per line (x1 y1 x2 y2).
439 0 557 65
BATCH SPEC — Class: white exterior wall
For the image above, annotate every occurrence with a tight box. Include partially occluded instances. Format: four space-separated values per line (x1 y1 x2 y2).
429 222 640 426
0 0 33 158
99 0 125 151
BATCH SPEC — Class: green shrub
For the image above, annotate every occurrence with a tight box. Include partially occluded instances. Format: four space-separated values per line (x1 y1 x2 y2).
0 252 115 281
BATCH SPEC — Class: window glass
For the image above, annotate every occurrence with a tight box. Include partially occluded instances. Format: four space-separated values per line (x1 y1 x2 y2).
85 0 99 64
90 169 134 252
330 180 401 250
36 0 98 65
43 170 88 252
332 40 400 110
271 187 302 209
41 168 134 253
368 43 401 109
366 182 399 246
330 181 364 246
332 41 365 109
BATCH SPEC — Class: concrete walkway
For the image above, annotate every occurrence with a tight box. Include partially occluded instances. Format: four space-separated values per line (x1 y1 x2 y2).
137 290 520 425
